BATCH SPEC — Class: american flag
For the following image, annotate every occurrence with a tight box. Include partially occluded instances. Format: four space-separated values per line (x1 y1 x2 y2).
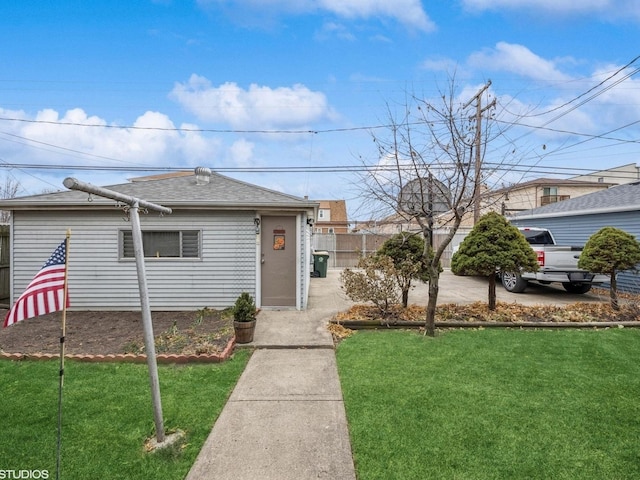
4 239 69 328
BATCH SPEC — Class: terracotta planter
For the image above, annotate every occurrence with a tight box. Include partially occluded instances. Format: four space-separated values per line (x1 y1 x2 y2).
233 319 256 344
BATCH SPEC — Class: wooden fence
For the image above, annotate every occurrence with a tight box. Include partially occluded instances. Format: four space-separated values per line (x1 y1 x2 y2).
312 228 472 269
312 232 393 268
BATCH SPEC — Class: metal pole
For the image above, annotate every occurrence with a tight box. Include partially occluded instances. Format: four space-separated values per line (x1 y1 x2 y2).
63 177 170 443
56 231 71 480
130 202 165 443
62 177 172 215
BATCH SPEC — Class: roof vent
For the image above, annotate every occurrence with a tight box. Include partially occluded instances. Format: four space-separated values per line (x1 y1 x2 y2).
194 167 212 185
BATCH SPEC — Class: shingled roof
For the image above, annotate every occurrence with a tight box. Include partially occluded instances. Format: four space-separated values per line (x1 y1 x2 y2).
493 177 616 194
509 181 640 220
0 169 319 211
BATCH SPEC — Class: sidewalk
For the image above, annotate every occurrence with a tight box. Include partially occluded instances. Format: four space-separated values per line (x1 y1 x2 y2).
185 269 357 480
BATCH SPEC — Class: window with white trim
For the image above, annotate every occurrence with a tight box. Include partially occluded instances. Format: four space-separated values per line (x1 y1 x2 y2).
121 230 200 258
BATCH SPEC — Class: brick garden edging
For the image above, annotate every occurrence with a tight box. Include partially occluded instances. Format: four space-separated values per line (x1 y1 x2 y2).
0 337 237 363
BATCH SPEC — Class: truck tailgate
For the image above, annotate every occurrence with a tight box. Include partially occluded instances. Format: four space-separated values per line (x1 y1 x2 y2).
539 245 583 270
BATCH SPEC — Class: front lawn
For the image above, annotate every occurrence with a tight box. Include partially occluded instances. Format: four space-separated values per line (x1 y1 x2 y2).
336 329 640 480
0 350 250 480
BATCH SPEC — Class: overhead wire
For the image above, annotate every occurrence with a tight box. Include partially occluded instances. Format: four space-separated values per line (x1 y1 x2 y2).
0 159 636 180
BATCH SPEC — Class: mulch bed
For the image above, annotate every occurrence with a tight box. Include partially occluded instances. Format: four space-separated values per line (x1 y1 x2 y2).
0 309 234 356
330 300 640 335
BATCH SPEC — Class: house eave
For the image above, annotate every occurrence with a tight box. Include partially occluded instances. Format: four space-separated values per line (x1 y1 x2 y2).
508 204 640 221
0 200 320 211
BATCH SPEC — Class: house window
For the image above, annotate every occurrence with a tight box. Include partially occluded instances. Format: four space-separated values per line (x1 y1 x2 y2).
318 209 330 221
540 186 569 206
121 230 200 258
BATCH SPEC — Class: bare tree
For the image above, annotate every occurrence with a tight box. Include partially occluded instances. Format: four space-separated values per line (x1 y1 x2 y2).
0 175 21 223
356 78 508 336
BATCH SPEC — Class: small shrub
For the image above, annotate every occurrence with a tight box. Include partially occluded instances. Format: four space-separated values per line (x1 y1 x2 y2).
377 232 431 307
340 255 401 316
232 292 257 322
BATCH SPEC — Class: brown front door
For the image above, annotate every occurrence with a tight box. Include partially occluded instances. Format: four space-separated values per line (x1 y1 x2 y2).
261 216 296 307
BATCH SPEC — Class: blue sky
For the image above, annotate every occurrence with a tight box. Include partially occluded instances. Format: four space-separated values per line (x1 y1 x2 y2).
1 0 639 220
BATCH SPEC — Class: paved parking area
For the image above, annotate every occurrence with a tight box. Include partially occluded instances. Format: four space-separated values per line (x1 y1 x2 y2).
349 268 610 307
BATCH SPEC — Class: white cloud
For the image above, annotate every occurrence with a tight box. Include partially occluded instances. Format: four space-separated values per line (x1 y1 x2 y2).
421 57 462 74
197 0 435 31
587 65 640 125
318 0 435 31
468 42 573 83
461 0 640 20
170 75 337 129
229 139 255 166
2 108 221 169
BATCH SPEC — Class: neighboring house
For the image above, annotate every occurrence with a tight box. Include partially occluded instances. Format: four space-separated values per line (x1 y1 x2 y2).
354 213 423 235
368 177 612 233
314 200 348 233
508 181 640 293
0 168 319 311
570 162 640 185
488 177 614 217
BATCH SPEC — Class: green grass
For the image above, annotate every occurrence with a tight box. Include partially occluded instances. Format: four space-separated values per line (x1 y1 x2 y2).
336 328 640 480
0 350 250 480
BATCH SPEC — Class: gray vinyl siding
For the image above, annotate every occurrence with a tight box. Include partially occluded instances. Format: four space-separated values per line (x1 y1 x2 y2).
10 209 257 311
511 212 640 293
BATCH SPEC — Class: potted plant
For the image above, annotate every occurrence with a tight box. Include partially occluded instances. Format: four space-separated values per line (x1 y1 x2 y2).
232 292 257 344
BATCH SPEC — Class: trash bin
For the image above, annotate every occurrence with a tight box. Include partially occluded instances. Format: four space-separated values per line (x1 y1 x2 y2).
312 251 330 278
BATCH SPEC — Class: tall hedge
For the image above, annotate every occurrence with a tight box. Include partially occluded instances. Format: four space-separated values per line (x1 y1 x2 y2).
451 212 538 310
578 226 640 310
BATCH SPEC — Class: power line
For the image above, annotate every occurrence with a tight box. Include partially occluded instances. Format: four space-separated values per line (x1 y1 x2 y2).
0 159 635 180
0 116 387 135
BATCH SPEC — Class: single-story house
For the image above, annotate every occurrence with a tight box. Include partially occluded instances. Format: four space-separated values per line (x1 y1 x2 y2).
0 168 319 311
509 181 640 293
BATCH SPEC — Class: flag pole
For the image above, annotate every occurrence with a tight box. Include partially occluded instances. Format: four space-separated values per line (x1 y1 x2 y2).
56 230 70 480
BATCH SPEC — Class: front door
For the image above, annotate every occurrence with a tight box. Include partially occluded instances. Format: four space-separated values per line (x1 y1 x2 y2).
260 216 296 307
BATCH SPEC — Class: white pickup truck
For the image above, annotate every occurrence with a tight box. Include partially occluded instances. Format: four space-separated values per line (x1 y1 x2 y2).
500 227 609 294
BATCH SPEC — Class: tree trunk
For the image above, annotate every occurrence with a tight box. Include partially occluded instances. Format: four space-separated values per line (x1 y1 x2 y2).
402 288 409 308
610 271 619 311
424 268 439 337
488 274 496 311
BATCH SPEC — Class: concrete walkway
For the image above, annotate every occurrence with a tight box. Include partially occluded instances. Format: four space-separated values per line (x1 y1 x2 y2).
185 268 607 480
185 269 357 480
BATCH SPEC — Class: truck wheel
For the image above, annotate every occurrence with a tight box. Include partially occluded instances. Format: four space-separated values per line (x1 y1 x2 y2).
502 272 528 293
562 283 592 294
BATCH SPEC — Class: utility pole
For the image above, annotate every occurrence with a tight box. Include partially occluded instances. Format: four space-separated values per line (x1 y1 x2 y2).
463 80 496 224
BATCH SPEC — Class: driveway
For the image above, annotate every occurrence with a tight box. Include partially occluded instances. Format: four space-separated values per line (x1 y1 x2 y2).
350 268 610 307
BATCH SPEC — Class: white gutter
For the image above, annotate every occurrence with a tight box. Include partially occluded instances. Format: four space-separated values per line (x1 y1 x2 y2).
509 204 640 221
